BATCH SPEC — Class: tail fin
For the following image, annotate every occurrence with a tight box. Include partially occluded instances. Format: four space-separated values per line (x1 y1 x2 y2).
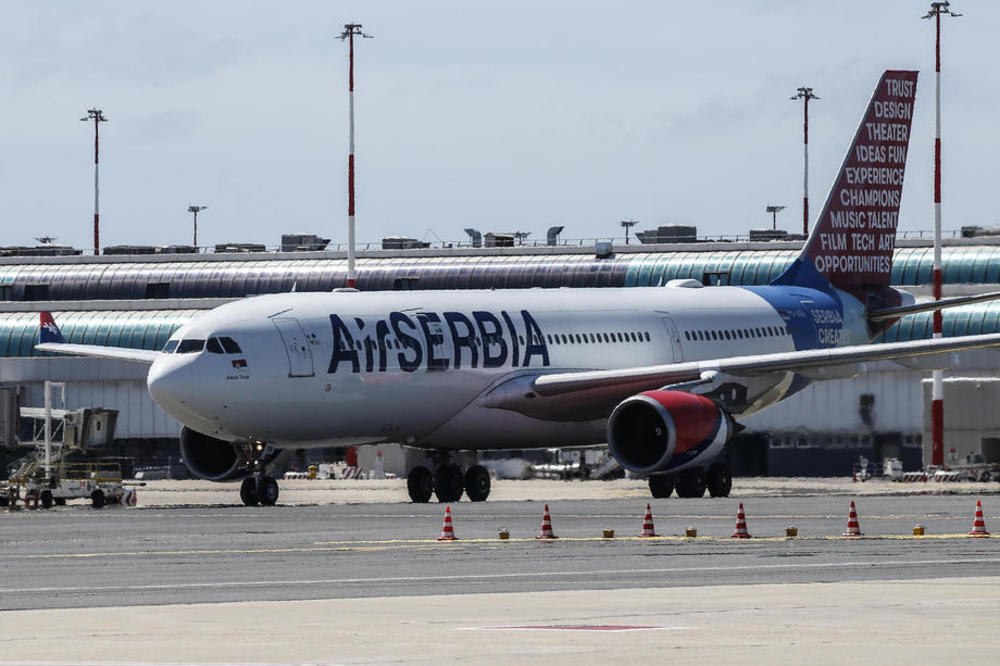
39 311 65 344
773 70 918 293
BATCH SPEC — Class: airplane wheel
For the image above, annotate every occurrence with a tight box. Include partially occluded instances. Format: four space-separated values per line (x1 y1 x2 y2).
707 463 732 498
434 464 464 503
648 474 674 499
258 476 279 506
40 490 54 509
240 477 260 506
91 488 106 509
464 465 491 502
675 468 706 498
407 466 434 503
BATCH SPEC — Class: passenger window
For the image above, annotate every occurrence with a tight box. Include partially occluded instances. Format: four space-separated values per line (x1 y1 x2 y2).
162 340 179 353
220 337 242 353
176 339 205 354
644 332 650 341
206 337 225 354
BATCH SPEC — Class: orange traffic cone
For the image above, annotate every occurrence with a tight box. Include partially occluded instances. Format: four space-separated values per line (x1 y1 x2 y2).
437 505 458 541
731 503 751 538
536 504 558 539
970 499 990 537
842 501 862 537
639 503 658 537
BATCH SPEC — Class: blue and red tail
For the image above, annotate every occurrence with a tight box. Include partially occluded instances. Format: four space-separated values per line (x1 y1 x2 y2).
773 69 918 301
39 311 65 344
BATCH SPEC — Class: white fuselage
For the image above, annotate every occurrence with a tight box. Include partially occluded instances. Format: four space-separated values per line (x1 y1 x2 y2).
147 284 867 450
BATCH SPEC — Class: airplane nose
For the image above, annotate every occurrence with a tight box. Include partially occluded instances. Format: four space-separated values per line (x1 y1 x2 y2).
147 359 194 411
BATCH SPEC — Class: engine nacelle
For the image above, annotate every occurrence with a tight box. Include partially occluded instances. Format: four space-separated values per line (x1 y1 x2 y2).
606 390 732 475
179 427 246 481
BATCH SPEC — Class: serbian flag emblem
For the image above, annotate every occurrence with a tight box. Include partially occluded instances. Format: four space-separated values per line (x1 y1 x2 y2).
231 359 247 369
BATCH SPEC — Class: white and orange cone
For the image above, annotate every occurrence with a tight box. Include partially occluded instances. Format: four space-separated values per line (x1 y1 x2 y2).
842 501 862 537
639 503 658 537
536 503 558 539
437 505 458 541
731 503 751 538
970 499 990 537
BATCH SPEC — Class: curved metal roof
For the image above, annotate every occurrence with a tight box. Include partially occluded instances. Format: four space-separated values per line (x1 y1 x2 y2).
1 246 998 301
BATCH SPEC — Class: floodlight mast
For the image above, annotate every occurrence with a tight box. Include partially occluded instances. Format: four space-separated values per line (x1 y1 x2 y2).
765 205 785 231
790 87 819 236
922 1 961 468
80 108 108 255
338 23 373 289
620 219 638 245
188 205 207 248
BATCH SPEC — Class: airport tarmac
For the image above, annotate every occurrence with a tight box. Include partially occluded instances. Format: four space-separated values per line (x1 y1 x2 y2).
2 478 999 664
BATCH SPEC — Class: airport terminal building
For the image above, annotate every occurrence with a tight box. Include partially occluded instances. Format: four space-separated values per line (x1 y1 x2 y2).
3 236 1000 477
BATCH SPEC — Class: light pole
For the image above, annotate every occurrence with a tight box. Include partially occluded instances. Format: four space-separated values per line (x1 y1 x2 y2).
923 1 961 468
620 219 638 245
188 205 207 248
765 205 786 231
790 87 819 236
338 23 373 289
80 108 108 255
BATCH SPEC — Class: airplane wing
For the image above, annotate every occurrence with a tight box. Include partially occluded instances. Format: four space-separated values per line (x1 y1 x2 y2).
532 333 1000 396
482 333 1000 420
35 342 161 364
34 311 161 364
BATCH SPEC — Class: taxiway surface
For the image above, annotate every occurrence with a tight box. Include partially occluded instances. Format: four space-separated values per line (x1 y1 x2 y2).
2 480 999 664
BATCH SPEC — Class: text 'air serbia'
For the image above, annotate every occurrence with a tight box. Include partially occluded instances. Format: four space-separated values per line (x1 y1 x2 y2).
37 70 1000 506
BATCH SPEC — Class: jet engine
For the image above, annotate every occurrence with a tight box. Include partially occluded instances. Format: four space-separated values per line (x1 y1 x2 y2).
606 390 733 475
179 427 246 481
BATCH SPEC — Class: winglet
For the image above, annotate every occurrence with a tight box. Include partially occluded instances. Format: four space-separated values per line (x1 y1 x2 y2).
39 311 65 344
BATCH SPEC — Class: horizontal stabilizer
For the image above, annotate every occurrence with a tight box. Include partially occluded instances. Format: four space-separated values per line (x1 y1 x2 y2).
868 291 1000 321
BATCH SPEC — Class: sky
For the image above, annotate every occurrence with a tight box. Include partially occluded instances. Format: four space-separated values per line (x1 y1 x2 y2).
1 1 997 251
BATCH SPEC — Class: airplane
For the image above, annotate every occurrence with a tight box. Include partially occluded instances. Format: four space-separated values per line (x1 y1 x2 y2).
36 69 1000 506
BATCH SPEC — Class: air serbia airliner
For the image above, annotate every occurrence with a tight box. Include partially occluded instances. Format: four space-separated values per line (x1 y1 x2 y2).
37 70 1000 506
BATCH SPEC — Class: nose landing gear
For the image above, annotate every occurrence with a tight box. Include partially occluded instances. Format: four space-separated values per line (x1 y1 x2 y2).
240 475 279 506
238 442 286 506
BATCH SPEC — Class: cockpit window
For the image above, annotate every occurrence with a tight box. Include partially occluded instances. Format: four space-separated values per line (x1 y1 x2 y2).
176 339 205 353
220 337 242 354
162 340 179 354
206 337 225 354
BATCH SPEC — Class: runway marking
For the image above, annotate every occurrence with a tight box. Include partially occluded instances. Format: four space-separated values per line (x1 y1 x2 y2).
2 557 1000 597
461 624 692 632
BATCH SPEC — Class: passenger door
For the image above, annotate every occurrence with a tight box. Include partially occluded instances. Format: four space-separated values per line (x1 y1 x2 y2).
271 316 315 377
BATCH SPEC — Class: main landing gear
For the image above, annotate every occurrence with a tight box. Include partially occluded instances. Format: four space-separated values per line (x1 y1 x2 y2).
648 462 732 499
407 462 492 503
